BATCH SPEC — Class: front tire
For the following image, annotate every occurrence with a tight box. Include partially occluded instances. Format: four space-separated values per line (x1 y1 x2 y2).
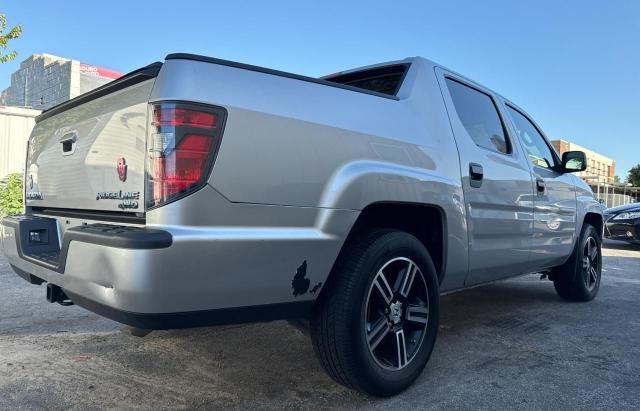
552 223 602 301
310 230 439 397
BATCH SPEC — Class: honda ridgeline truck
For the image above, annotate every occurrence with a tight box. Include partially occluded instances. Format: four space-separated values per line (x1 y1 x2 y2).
1 54 603 396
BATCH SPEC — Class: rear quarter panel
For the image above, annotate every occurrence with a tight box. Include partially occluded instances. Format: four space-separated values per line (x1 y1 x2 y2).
149 58 470 291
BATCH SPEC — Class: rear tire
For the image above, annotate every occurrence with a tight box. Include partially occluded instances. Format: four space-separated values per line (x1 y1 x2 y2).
551 223 602 301
310 230 439 397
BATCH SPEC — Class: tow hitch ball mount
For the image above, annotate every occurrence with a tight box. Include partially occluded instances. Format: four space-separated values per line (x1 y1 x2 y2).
46 283 74 306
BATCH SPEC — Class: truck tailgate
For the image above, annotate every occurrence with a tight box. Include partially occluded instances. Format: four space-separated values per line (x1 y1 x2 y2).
26 76 155 214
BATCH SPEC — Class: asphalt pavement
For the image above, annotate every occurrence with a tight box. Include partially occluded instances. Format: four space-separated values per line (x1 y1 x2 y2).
1 240 639 410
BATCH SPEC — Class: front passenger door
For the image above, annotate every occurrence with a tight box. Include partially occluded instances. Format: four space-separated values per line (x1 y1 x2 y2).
504 105 577 269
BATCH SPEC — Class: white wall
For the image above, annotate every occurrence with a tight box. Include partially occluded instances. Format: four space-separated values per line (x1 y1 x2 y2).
0 106 41 179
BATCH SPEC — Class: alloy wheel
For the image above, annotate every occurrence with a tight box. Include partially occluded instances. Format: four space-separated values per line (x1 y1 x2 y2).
364 257 430 371
583 236 600 291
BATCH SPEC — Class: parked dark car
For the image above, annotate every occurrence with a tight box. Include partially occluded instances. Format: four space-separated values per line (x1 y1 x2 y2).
604 203 640 244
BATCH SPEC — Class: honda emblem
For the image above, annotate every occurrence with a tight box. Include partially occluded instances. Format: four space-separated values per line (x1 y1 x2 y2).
117 158 127 182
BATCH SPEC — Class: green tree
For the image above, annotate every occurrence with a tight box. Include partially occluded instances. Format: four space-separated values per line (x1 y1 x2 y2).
628 164 640 187
0 173 23 218
0 13 22 63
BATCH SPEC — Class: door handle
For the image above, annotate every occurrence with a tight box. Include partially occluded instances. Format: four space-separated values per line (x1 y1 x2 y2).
536 178 546 194
469 163 484 188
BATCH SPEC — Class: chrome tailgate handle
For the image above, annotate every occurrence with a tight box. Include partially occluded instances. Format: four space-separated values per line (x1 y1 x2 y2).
59 131 77 155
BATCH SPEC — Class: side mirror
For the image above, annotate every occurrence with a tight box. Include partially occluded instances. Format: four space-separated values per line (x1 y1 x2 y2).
561 151 587 173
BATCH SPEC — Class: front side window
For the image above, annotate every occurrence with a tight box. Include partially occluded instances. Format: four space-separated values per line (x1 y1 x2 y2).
445 78 510 154
506 106 556 169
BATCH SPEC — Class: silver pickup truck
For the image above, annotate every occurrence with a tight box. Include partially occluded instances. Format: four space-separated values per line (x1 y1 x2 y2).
1 54 603 396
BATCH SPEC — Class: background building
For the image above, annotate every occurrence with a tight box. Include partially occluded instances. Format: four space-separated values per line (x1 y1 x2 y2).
551 138 638 207
551 139 615 184
0 53 122 180
0 53 122 110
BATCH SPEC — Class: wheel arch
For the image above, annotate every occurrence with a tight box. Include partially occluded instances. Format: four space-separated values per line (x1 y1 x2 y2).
322 202 447 292
584 212 603 239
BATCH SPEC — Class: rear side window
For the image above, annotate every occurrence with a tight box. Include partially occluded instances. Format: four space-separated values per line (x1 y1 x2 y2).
445 78 510 154
324 64 409 96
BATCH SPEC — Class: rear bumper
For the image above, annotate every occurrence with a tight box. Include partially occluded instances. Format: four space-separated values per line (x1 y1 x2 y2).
1 210 344 329
7 259 311 329
62 289 311 329
2 215 172 273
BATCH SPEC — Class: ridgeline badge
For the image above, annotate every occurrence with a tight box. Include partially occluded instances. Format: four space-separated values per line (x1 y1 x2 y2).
96 190 140 209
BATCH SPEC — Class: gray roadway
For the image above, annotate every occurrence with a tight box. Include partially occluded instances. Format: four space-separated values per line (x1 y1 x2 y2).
1 241 639 410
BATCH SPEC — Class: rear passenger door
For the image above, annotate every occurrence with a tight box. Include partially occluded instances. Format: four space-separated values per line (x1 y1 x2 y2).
436 69 535 285
502 104 577 269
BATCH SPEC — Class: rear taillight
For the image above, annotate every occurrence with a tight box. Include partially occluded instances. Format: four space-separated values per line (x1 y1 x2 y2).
146 102 226 209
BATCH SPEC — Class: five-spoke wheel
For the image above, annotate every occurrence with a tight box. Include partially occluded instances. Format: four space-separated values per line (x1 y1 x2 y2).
311 230 439 397
583 236 599 291
553 223 602 301
365 257 429 370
